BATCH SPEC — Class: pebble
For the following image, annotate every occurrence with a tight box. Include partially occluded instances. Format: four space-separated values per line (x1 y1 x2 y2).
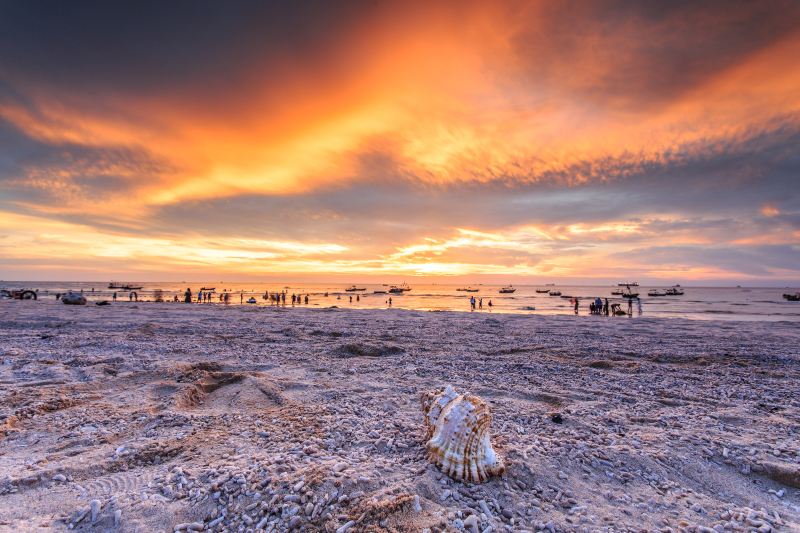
89 499 101 523
336 520 356 533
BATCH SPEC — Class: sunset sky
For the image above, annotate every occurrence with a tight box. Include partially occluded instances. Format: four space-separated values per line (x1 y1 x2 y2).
1 1 799 284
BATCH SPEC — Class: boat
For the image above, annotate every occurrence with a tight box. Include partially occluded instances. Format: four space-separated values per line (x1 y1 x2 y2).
622 290 640 298
611 289 623 295
548 290 562 296
664 287 684 295
108 282 142 290
618 282 639 286
345 285 366 292
560 295 573 299
783 293 800 301
648 289 667 297
388 286 404 294
535 288 550 293
457 287 479 292
200 287 216 291
246 297 257 304
499 285 516 294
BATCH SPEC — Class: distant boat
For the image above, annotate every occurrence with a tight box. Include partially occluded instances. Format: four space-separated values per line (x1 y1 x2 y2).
545 283 556 286
373 290 387 294
548 290 562 296
783 293 800 301
345 285 366 292
618 282 639 286
665 287 684 296
611 289 623 295
200 287 216 291
648 289 667 297
499 285 516 293
109 282 143 290
388 285 408 294
535 288 550 293
457 286 479 292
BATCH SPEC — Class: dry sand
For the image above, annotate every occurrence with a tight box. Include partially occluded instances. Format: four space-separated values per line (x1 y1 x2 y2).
0 300 798 532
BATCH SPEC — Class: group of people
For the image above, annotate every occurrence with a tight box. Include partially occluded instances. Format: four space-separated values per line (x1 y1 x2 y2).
469 296 493 310
571 296 642 316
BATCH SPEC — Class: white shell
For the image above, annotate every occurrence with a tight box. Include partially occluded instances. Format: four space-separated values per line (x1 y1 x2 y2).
421 385 504 483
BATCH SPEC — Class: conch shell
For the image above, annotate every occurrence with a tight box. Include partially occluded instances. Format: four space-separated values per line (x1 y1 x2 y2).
421 385 504 483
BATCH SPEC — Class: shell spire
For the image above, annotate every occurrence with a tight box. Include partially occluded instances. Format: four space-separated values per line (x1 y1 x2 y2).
421 385 504 483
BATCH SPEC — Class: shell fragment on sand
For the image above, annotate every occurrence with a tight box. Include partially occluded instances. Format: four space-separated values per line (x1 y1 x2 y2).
421 385 505 483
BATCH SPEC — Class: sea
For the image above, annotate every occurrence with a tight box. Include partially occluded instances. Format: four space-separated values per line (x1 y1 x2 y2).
3 281 799 322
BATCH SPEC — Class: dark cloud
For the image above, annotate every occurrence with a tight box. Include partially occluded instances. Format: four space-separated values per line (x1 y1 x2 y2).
509 0 800 109
0 117 172 210
0 1 359 86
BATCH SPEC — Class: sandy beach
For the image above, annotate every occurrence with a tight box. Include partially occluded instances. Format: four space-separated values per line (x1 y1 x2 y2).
1 300 798 532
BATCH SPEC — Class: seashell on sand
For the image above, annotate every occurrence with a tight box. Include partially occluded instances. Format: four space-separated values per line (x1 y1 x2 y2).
421 385 505 483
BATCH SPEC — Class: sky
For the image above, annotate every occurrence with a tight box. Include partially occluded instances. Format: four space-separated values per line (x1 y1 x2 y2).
1 1 799 284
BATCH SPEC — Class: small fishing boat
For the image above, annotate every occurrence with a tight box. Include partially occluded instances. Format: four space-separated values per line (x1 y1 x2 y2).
783 293 800 301
109 282 143 290
618 282 639 286
499 285 516 293
345 285 366 292
648 289 666 297
201 287 216 291
388 286 404 294
611 289 623 295
535 288 550 293
456 287 479 292
548 290 562 296
373 290 387 294
664 287 684 295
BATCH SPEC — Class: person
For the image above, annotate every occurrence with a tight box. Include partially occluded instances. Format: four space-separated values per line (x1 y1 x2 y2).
604 298 609 316
637 298 643 315
479 298 483 309
349 295 353 303
574 297 579 314
281 292 286 305
470 296 476 310
627 297 633 316
589 301 595 314
240 293 243 304
488 299 493 308
292 294 296 305
356 294 360 302
112 292 117 301
388 297 392 307
130 291 137 302
174 295 179 302
184 288 192 303
304 294 309 304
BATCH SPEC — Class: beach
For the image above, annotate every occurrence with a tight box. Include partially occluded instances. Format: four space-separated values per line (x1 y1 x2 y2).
0 300 798 532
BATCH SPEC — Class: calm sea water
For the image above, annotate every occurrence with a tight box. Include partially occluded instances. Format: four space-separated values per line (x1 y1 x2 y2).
3 281 799 322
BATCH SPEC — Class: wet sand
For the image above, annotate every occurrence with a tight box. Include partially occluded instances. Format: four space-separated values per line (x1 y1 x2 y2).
1 300 798 532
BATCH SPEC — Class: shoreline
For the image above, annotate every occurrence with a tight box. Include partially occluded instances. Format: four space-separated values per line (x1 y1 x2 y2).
1 300 798 531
